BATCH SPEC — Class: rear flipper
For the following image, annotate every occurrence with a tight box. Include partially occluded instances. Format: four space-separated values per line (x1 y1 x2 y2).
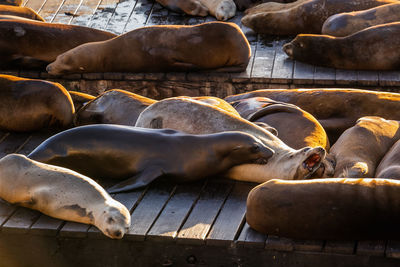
107 167 164 193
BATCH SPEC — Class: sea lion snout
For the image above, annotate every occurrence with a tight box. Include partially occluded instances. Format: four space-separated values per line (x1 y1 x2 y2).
283 43 294 58
299 146 326 179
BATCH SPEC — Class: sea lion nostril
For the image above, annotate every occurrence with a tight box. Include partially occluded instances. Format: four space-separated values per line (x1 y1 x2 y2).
114 230 121 237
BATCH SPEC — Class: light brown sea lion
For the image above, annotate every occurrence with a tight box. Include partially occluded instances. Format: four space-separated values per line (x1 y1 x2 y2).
242 0 397 34
46 22 251 75
225 88 400 143
0 154 131 239
0 19 116 69
284 22 400 70
375 139 400 179
68 91 95 113
0 0 22 6
322 3 400 37
198 0 236 21
135 97 327 183
330 116 400 178
229 97 329 150
28 125 274 193
0 5 44 21
156 0 208 17
246 178 400 240
0 74 74 132
74 89 156 126
191 96 240 117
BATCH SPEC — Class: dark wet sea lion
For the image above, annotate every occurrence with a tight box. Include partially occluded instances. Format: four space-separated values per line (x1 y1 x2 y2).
330 117 400 178
283 22 400 70
246 178 400 240
28 125 274 193
225 88 400 143
46 22 251 75
0 154 130 239
242 0 397 34
74 89 156 126
322 3 400 37
0 4 44 21
136 97 327 182
68 91 95 113
0 19 116 69
375 139 400 180
0 74 74 132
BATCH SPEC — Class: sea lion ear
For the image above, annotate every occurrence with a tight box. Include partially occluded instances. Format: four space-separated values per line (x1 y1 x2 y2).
254 122 278 136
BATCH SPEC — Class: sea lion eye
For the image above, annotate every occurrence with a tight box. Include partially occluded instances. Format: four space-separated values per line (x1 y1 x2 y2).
107 217 115 224
251 144 260 152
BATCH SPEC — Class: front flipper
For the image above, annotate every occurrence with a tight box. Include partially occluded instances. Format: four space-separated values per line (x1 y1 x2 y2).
107 167 164 194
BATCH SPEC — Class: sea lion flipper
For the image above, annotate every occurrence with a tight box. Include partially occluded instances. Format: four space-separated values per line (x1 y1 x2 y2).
107 167 164 194
253 122 278 136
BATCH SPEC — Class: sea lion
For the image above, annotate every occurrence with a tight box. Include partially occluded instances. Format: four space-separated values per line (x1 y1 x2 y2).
241 0 397 34
0 19 116 69
246 178 400 240
229 97 329 150
28 125 274 193
0 74 74 132
198 0 236 21
0 4 44 21
283 22 400 70
191 96 241 117
0 154 131 239
68 91 95 113
225 88 400 143
0 0 22 6
322 3 400 37
156 0 208 17
74 89 156 126
330 116 400 178
46 22 251 75
375 139 400 179
135 97 327 183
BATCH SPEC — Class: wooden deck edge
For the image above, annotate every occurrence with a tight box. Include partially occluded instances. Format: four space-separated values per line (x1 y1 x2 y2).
0 232 399 267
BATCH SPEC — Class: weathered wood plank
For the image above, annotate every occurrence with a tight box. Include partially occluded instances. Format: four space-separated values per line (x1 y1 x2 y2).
29 215 64 236
122 0 153 32
357 70 379 86
0 133 31 159
314 66 336 85
324 240 356 254
88 0 119 30
0 199 17 227
271 48 293 84
2 207 41 234
25 0 47 13
146 2 169 26
293 61 314 85
357 240 386 256
37 0 64 22
59 221 91 238
251 43 275 82
125 182 175 241
386 240 400 259
237 222 267 248
146 181 205 242
336 69 358 85
176 181 233 245
265 235 294 252
206 182 253 246
379 71 400 87
71 0 102 26
16 131 54 156
104 0 137 34
51 0 83 24
231 45 256 83
293 239 323 252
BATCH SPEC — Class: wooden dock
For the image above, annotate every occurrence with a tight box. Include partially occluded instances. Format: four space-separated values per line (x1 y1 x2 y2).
0 130 400 266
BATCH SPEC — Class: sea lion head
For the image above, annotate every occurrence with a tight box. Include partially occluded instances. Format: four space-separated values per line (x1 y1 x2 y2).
214 131 275 166
46 44 93 75
215 0 236 21
97 201 131 239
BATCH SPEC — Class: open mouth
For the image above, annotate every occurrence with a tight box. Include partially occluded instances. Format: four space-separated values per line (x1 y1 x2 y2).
302 153 322 178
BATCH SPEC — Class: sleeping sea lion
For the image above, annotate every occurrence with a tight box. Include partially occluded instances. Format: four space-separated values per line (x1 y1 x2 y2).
0 4 44 21
375 139 400 180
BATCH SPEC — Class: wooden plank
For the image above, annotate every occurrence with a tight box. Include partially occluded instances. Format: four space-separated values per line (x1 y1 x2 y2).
206 182 253 246
25 0 47 13
336 69 358 85
16 131 54 156
37 0 64 22
324 240 356 254
231 45 256 82
123 0 153 32
59 221 91 238
125 182 175 241
29 215 64 236
0 133 31 159
379 71 400 87
104 0 137 34
314 66 336 85
293 239 323 252
265 235 294 252
176 181 233 245
357 240 385 256
293 61 314 85
251 43 275 82
51 0 84 24
0 199 17 227
2 207 41 234
146 2 169 26
357 70 379 86
146 181 204 242
88 0 119 30
237 223 267 248
386 240 400 259
271 48 294 84
87 189 147 238
70 0 102 26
